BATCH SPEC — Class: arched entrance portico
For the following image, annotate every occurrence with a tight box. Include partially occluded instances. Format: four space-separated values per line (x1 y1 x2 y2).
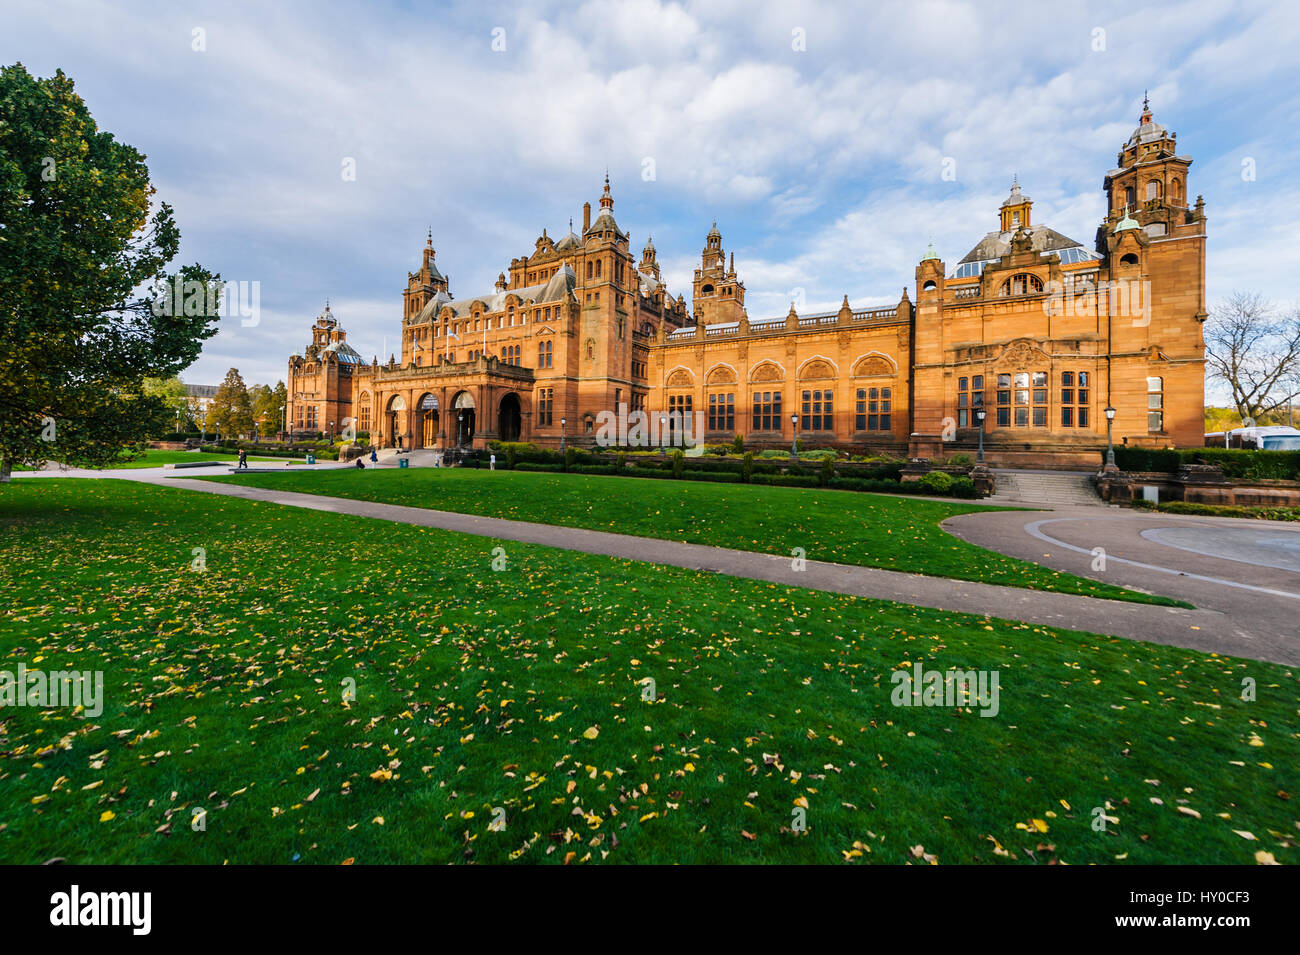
416 392 439 449
386 394 407 449
451 390 476 447
498 392 522 442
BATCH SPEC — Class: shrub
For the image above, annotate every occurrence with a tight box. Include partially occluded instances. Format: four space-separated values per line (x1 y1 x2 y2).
742 451 753 484
1113 447 1182 473
798 448 837 461
616 451 626 471
818 456 835 486
947 453 973 466
671 449 684 479
732 434 744 454
918 470 954 494
563 447 577 472
757 449 789 459
949 475 978 499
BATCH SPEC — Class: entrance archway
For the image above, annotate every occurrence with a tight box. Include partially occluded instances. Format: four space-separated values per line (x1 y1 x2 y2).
498 393 522 442
451 390 476 446
417 392 439 449
386 394 407 449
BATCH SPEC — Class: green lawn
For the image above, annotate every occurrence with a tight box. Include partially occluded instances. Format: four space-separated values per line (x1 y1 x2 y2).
110 449 287 469
0 479 1293 865
207 468 1182 606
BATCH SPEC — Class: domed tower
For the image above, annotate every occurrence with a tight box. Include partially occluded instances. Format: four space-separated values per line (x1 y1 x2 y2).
691 222 745 325
1102 94 1198 238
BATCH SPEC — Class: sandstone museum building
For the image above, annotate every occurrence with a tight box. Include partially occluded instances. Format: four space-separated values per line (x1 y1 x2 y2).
287 101 1206 465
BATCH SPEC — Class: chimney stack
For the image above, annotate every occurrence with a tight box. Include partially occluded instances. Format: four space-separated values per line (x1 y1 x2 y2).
583 202 591 232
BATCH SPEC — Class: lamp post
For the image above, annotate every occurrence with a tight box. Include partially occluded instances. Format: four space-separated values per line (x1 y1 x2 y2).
1104 405 1117 469
975 408 986 464
329 421 335 445
560 417 567 453
659 415 667 455
457 411 464 449
790 413 799 458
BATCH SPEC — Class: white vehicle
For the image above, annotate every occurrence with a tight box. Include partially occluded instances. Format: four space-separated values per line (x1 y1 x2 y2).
1218 425 1300 450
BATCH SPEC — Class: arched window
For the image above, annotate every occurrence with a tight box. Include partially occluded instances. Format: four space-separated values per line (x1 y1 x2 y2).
999 274 1044 296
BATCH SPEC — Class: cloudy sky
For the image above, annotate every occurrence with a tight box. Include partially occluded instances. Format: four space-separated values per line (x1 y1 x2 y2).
4 0 1297 390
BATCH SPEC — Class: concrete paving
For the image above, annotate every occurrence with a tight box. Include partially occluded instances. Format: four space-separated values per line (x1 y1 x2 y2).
944 506 1300 665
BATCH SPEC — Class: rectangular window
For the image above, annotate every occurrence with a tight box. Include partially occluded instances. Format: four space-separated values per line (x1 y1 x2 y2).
1061 407 1074 427
1147 377 1164 432
1033 407 1047 427
801 389 833 431
708 393 735 432
537 388 553 426
752 391 782 431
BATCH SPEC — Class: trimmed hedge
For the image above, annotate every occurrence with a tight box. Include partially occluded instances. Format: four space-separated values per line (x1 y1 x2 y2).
480 441 976 497
1135 500 1300 521
1115 446 1300 481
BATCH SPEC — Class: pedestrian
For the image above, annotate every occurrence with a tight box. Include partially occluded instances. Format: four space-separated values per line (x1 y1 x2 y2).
237 448 248 469
370 447 378 464
490 453 496 471
355 458 365 469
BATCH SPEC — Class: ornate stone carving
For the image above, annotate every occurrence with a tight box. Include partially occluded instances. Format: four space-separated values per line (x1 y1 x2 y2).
852 356 893 377
799 359 835 380
706 365 737 385
666 369 694 388
998 338 1050 366
750 362 783 383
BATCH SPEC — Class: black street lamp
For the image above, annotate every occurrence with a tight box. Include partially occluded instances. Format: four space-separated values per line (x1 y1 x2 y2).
328 421 335 445
975 408 986 463
659 415 667 455
790 413 799 458
560 417 567 453
1104 405 1117 469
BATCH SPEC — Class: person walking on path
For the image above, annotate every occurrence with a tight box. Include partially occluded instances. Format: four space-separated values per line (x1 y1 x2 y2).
370 447 378 464
237 449 248 470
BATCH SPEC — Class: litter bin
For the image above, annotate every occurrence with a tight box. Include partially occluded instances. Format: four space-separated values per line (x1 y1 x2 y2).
399 457 409 469
305 453 316 465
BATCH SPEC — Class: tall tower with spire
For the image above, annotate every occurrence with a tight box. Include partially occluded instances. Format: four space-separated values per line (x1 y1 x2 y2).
404 231 450 322
691 222 745 325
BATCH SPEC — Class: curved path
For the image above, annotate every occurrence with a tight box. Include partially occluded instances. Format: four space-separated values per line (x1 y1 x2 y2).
944 506 1300 665
14 467 1299 664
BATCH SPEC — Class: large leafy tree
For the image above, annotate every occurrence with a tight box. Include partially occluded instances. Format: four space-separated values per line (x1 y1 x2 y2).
142 375 192 433
0 63 220 480
211 367 253 438
250 380 286 437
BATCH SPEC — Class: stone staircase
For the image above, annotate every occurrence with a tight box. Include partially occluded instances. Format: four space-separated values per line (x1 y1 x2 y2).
987 469 1104 506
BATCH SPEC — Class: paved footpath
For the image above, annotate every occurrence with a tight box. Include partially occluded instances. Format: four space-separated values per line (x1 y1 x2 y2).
109 474 1297 666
